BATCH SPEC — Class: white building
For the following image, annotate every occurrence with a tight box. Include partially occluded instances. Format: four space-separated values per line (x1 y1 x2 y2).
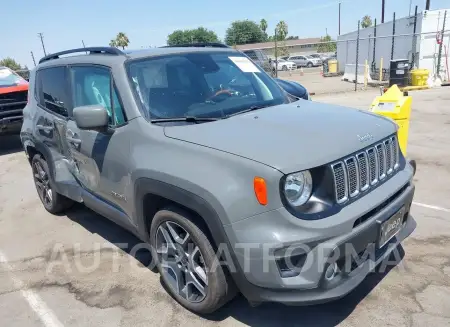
337 8 449 80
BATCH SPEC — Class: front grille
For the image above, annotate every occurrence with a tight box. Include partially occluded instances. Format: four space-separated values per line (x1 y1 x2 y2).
0 90 27 121
331 135 400 204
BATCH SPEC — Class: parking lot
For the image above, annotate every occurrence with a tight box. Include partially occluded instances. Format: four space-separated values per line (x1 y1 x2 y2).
1 87 450 327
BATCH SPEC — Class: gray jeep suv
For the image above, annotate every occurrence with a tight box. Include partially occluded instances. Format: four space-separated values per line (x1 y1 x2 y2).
21 46 416 314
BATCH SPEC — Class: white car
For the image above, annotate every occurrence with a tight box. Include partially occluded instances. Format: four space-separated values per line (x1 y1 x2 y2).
271 58 297 71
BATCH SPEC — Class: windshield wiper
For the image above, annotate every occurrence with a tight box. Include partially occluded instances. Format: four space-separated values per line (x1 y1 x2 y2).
150 116 220 123
225 105 269 119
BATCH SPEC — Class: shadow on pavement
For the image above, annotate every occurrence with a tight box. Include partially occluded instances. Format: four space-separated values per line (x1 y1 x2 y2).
63 203 405 326
64 204 155 269
0 135 23 156
207 247 405 327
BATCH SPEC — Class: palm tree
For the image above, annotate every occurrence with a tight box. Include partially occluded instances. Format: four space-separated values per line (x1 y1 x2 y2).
361 15 373 28
109 39 117 47
276 21 288 40
115 32 130 50
260 19 268 34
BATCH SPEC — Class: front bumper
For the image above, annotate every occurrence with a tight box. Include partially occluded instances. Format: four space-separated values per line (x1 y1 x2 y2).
224 163 416 304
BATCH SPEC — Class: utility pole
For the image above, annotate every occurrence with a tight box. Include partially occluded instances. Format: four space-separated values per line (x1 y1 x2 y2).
409 0 413 16
37 33 47 56
425 0 431 10
381 0 385 23
82 40 86 48
338 2 341 36
30 51 36 67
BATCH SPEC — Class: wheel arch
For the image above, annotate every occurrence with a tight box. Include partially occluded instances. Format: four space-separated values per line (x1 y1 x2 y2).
134 178 230 249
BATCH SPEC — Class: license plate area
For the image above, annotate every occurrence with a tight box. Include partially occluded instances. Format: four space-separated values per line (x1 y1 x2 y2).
378 206 405 248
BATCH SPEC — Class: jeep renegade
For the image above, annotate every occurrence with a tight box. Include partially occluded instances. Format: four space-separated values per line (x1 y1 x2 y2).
21 46 416 314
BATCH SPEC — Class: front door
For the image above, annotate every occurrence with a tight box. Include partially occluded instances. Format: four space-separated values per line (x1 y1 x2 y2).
65 65 131 224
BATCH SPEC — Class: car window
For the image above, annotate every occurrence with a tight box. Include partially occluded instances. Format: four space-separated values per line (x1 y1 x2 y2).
35 67 70 117
244 51 258 61
70 66 126 126
127 52 288 120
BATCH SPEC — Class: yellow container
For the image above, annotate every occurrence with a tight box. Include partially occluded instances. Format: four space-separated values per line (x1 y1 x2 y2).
328 59 338 74
410 69 429 86
370 85 412 155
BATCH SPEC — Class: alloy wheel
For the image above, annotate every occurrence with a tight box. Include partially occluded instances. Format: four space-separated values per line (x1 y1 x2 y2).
156 221 208 303
32 161 52 206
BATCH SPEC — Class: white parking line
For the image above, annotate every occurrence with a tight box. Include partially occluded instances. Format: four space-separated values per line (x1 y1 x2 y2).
0 250 64 327
413 202 450 213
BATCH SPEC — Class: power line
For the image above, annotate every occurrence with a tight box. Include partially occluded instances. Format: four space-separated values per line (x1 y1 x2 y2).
37 33 47 56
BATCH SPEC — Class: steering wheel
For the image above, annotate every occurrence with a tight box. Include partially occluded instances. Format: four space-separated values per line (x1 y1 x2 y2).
207 89 233 102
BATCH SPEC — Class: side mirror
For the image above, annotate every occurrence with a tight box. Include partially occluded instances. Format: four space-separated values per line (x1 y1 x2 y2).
73 105 109 130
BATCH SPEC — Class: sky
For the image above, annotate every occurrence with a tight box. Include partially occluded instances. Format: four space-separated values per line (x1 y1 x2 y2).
2 0 449 68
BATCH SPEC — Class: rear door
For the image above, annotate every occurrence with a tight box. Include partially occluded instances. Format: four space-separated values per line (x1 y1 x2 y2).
298 56 307 66
33 66 82 201
65 64 131 225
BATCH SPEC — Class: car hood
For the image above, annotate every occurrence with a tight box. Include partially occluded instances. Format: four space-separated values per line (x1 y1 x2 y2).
164 102 397 173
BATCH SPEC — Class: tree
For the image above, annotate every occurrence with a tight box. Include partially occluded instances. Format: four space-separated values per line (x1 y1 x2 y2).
167 27 219 46
0 57 22 71
225 20 267 45
361 15 373 28
109 32 130 49
276 21 288 40
316 35 337 53
260 18 268 37
115 32 130 49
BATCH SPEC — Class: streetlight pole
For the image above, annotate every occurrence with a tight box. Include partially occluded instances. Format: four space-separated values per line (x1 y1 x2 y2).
339 2 341 35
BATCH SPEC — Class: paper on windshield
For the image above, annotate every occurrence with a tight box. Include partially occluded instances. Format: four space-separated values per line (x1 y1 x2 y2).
229 57 260 73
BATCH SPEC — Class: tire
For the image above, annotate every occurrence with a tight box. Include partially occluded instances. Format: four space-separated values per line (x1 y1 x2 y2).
282 65 288 71
307 62 313 68
31 154 74 214
150 207 236 314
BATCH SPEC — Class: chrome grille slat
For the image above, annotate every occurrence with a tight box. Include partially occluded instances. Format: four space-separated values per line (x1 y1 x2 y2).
367 147 378 185
331 162 348 204
384 138 393 174
376 143 386 180
356 152 369 191
331 135 401 204
345 157 359 197
392 135 399 169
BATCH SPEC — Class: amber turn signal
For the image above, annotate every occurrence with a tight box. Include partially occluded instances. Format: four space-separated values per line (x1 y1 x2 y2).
253 177 268 205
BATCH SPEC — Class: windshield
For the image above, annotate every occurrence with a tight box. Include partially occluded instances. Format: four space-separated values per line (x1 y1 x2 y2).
127 52 288 120
0 67 27 88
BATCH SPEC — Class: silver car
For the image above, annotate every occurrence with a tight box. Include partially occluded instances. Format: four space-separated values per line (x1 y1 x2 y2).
288 55 322 68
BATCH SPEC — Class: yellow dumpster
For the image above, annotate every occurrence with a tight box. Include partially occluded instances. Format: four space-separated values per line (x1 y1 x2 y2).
370 85 412 155
410 69 429 86
328 59 338 74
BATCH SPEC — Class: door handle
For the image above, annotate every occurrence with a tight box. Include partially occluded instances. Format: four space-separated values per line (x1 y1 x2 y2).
37 124 53 132
66 136 81 145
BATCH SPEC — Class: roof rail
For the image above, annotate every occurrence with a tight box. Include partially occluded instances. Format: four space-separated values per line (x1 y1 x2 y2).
38 47 125 64
160 42 231 49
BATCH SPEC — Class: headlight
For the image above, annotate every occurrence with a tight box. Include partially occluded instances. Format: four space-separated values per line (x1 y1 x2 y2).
283 170 313 207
